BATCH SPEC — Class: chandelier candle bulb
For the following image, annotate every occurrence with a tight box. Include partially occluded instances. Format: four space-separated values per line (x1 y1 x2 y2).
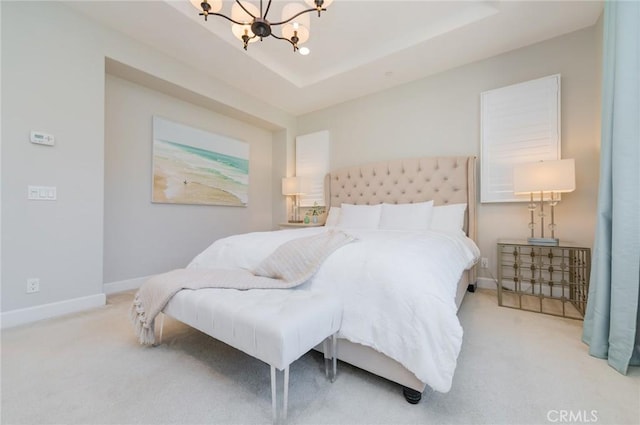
305 0 334 16
190 0 222 17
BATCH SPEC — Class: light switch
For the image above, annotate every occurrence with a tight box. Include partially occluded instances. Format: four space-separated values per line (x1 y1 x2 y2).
28 186 56 201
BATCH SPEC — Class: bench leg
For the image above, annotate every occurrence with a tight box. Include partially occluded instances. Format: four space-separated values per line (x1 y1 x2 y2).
283 367 289 421
322 333 338 382
323 339 330 378
331 333 337 383
154 313 165 346
270 366 277 423
270 365 290 424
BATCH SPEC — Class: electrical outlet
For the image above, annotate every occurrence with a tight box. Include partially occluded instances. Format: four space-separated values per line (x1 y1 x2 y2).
27 278 40 293
481 257 489 269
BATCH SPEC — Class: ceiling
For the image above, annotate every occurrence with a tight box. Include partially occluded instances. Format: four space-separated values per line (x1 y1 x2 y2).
65 1 603 116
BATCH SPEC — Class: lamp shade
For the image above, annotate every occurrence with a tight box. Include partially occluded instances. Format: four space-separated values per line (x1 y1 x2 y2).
281 3 311 45
231 1 259 44
282 176 309 195
513 159 576 194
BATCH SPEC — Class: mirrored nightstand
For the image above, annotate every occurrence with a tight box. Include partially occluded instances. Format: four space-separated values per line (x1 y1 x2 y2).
278 223 324 229
497 239 591 319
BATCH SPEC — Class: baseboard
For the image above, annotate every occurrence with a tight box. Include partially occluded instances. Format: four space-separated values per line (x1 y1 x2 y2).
103 275 150 295
477 277 497 290
1 293 106 329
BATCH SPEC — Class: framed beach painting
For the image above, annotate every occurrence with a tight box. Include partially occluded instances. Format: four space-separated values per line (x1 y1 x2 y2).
152 116 249 206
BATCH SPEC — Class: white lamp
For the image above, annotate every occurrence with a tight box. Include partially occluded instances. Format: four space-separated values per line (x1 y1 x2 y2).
513 159 576 246
282 176 308 223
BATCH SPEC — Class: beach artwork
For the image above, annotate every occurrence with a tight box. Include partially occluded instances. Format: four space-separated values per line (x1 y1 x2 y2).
152 117 249 206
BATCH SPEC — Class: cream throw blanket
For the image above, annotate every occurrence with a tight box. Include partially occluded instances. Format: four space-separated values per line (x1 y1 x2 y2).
130 229 356 345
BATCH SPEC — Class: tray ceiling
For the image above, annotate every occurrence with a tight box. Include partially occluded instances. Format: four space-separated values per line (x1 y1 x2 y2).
65 1 603 115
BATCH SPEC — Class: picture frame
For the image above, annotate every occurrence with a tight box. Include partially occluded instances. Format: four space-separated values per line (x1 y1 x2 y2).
151 116 249 206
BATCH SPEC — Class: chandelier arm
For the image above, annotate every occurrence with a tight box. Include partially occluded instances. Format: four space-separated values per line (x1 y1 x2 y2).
269 7 326 26
270 33 291 42
235 0 257 20
270 33 298 49
263 0 273 20
203 12 248 26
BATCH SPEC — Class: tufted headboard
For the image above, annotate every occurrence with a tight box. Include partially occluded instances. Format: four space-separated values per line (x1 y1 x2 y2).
324 156 477 243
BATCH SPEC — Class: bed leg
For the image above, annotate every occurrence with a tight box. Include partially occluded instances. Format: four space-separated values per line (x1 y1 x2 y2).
402 387 422 404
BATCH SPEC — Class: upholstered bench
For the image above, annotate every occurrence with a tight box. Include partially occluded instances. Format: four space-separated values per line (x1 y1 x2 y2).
159 288 342 423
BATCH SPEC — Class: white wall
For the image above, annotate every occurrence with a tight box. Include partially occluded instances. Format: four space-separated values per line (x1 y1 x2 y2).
2 1 106 312
297 25 602 281
104 75 274 284
1 1 296 320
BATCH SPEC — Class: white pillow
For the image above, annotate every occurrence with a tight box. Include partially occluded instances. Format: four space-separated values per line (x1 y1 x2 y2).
430 203 467 234
379 201 434 231
337 203 382 229
324 207 341 227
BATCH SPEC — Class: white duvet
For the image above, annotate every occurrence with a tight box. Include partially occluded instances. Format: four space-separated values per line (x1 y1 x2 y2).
188 227 479 393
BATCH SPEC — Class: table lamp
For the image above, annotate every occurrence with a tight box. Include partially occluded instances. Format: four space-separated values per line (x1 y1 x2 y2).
513 159 575 246
282 176 308 223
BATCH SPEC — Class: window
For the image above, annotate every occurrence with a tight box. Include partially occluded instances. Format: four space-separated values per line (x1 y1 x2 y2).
480 74 561 203
296 130 330 207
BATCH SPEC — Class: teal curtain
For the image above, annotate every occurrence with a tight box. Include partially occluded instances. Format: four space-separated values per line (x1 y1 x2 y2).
582 1 640 374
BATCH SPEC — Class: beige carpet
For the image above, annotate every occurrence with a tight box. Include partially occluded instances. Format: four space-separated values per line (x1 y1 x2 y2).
2 289 639 425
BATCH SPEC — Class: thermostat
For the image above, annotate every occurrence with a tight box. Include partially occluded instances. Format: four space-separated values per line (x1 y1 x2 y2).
30 131 55 146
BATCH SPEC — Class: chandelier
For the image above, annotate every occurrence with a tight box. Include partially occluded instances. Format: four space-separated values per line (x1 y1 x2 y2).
190 0 333 52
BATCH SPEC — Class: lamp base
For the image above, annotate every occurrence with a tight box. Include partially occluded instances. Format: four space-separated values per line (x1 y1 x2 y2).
527 237 559 246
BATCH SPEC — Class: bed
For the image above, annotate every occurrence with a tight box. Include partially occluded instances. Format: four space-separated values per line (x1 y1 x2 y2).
161 155 479 403
319 155 478 402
